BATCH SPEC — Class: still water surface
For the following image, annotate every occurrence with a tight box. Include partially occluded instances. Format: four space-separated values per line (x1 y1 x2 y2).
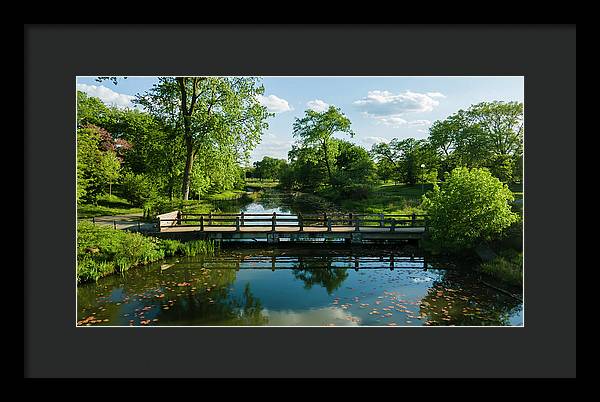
77 248 523 326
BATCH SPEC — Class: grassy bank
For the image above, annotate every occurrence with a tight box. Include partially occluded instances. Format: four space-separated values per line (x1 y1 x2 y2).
477 249 523 288
77 194 143 218
321 182 432 215
245 179 280 190
77 221 216 284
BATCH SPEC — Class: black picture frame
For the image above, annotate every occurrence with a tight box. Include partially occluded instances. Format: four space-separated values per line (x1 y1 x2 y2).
24 24 576 378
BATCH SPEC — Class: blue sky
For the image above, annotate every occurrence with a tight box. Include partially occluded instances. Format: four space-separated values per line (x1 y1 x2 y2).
76 76 524 163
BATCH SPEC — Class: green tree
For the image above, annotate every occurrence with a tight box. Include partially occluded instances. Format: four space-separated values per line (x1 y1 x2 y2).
120 172 159 216
333 140 376 186
253 156 287 181
77 91 111 128
422 167 519 250
427 101 523 182
281 144 329 191
371 138 436 185
179 77 270 199
292 106 353 186
97 151 121 197
76 125 100 203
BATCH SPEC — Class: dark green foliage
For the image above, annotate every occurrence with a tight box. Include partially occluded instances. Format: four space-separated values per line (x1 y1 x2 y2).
252 157 288 181
478 250 523 287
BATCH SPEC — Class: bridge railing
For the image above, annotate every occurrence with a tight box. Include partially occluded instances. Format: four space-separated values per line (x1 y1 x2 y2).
157 211 428 232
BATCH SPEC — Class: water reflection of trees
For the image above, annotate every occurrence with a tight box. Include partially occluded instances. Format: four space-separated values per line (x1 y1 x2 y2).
292 257 349 294
77 257 268 326
418 270 522 326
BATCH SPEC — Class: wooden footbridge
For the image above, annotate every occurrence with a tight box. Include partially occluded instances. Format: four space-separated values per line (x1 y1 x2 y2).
153 211 428 244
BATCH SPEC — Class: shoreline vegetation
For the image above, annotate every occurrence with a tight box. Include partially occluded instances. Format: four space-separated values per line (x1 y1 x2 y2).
77 221 216 284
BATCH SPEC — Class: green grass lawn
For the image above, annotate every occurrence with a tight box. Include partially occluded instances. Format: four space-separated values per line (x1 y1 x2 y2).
77 194 143 218
338 182 433 215
245 179 280 190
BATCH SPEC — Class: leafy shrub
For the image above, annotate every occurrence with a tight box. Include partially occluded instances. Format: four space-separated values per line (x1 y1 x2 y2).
422 167 519 250
120 172 158 208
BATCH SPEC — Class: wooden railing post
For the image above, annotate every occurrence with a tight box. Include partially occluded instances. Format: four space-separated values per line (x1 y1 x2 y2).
391 218 396 232
327 217 332 232
92 216 95 225
380 213 385 227
208 212 212 226
298 213 303 231
412 212 416 227
113 220 116 230
323 212 327 228
200 215 204 231
272 212 276 232
349 212 353 227
138 221 141 232
236 216 240 231
177 211 181 225
241 212 245 226
355 215 360 232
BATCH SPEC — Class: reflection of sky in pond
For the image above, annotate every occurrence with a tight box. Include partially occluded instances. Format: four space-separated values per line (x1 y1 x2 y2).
262 307 361 326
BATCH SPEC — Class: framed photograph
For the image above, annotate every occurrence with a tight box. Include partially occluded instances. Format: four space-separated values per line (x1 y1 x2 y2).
25 24 576 378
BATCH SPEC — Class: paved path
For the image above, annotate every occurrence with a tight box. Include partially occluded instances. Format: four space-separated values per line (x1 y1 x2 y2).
80 213 156 232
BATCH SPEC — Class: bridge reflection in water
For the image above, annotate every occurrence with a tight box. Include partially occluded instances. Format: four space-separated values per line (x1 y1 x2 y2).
178 254 429 272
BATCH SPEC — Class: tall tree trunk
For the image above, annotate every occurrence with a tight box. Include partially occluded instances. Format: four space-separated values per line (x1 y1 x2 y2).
181 140 194 201
322 140 333 185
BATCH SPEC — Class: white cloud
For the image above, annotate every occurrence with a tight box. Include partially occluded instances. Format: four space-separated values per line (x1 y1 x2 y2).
76 83 135 109
360 136 390 147
354 90 442 116
306 99 330 112
368 115 432 129
426 92 446 98
256 94 293 113
407 119 432 127
250 132 294 162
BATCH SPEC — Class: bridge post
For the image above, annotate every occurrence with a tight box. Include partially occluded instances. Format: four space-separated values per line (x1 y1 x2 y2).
355 215 360 232
272 212 276 232
327 217 332 232
390 254 395 269
236 216 240 232
380 213 384 227
298 213 303 231
348 212 353 227
200 215 204 231
208 212 212 226
177 211 181 225
113 220 116 230
323 212 327 228
391 218 396 232
412 212 416 227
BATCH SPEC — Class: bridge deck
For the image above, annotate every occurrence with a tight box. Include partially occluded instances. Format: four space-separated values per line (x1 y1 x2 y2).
159 225 426 234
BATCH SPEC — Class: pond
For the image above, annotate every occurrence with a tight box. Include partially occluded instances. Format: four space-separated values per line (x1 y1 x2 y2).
77 250 523 327
77 189 523 327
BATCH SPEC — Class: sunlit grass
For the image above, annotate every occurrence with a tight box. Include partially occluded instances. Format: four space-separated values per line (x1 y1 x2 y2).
77 221 215 284
77 194 143 218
